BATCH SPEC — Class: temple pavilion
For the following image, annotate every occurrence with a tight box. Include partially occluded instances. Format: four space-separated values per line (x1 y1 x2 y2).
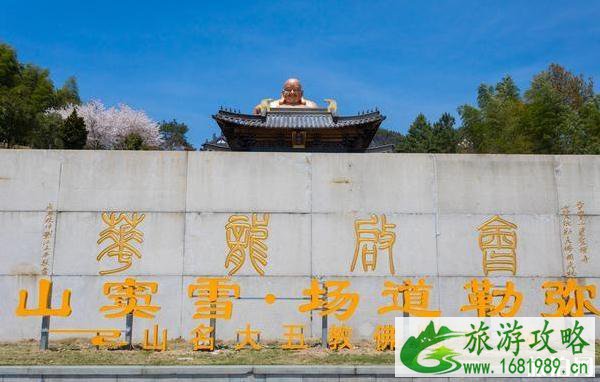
211 78 387 153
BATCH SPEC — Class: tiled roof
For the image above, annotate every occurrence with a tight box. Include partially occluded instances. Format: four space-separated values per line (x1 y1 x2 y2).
213 108 384 129
216 113 264 127
266 113 334 128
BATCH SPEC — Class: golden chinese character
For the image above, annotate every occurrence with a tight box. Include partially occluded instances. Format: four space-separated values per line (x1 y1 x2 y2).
477 215 517 275
97 212 145 275
100 278 160 319
190 324 214 351
90 330 127 348
541 279 600 316
50 329 126 348
188 277 240 319
225 213 270 276
142 324 167 351
281 324 308 350
15 278 72 317
235 323 262 350
328 325 352 350
373 325 395 351
460 278 522 317
351 214 397 274
378 279 441 316
299 279 359 321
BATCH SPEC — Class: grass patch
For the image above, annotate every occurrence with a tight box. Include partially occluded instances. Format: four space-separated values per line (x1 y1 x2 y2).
0 339 395 366
3 339 598 366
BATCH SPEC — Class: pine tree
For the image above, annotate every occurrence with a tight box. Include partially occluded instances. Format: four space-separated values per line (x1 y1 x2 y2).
405 114 433 152
432 113 458 153
159 119 193 150
58 109 87 149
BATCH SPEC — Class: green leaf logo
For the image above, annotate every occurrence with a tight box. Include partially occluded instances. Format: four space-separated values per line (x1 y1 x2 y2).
400 321 463 374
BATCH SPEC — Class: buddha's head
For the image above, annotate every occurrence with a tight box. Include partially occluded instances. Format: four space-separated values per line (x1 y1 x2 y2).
281 78 304 105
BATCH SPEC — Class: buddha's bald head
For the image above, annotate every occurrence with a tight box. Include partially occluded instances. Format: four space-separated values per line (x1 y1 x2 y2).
253 78 318 113
281 78 303 105
284 78 302 89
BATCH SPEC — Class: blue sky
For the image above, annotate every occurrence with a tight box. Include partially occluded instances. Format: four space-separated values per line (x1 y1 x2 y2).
1 1 599 147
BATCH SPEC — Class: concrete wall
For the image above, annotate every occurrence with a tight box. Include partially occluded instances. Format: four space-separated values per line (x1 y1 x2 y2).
1 150 599 342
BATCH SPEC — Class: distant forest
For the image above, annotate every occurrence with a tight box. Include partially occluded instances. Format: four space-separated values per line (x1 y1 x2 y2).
374 63 600 154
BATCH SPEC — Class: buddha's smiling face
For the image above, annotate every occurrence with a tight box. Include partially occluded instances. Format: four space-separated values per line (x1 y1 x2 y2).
281 78 303 105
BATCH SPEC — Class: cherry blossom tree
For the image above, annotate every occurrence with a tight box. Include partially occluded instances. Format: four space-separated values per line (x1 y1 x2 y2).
47 100 162 149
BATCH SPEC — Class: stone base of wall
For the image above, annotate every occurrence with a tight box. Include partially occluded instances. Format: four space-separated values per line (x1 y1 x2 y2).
1 366 599 381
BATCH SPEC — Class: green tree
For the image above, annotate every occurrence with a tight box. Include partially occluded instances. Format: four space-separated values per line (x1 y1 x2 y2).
400 113 459 153
18 65 57 113
57 109 87 149
159 119 193 150
31 112 62 149
0 44 19 88
576 96 600 154
459 76 529 153
495 75 520 101
403 65 598 155
522 79 569 153
404 113 433 152
528 63 594 110
522 64 598 154
56 76 80 106
0 92 29 146
0 42 81 147
431 113 458 153
118 132 146 150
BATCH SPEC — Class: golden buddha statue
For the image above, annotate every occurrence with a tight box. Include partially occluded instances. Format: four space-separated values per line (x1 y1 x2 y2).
254 78 319 114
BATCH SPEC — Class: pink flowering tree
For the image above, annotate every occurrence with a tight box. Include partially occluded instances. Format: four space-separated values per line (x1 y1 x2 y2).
48 100 162 149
